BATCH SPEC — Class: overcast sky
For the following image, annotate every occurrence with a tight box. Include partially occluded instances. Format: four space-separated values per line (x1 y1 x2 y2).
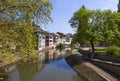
42 0 119 34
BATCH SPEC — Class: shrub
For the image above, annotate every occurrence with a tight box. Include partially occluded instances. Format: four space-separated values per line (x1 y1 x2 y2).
105 45 120 57
56 43 65 51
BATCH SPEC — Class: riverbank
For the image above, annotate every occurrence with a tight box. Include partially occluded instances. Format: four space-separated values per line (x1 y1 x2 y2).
0 56 19 81
65 54 106 81
65 49 119 81
0 61 14 68
0 50 39 69
79 48 120 78
0 56 21 69
79 48 120 63
0 47 56 69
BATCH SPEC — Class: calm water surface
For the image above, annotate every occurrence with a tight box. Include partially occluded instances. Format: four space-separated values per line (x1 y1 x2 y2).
3 50 84 81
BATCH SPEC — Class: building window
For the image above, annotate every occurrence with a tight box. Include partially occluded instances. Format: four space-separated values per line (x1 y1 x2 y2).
46 40 49 42
50 40 52 42
46 36 49 39
66 38 70 42
50 36 52 39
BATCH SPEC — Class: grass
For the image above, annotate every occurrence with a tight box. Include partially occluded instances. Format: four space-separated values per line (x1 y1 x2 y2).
89 48 106 53
95 48 106 53
89 46 120 57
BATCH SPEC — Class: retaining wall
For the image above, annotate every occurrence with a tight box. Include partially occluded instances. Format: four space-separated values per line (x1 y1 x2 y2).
79 49 120 63
79 49 120 79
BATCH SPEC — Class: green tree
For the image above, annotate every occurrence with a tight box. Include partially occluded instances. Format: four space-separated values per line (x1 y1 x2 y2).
69 6 120 53
69 6 97 53
117 0 120 43
56 43 65 51
0 0 53 24
100 11 120 46
0 22 37 56
70 34 78 49
0 0 53 62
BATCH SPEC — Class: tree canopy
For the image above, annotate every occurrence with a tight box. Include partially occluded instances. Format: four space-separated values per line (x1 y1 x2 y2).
0 0 53 62
69 6 120 53
0 0 53 24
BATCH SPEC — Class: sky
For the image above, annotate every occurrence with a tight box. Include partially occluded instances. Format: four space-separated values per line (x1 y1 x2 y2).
42 0 119 34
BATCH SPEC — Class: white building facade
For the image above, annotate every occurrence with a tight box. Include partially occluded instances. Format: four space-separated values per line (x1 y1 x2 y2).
45 33 54 48
38 30 46 51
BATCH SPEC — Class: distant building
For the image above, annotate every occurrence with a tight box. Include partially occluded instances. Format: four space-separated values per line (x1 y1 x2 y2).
56 32 65 44
56 32 73 47
52 33 59 48
65 33 73 47
37 29 73 51
45 32 54 48
56 33 61 45
61 36 66 44
37 29 45 51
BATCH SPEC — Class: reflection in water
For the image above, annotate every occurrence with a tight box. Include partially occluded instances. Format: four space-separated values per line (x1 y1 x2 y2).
2 49 84 81
17 62 39 81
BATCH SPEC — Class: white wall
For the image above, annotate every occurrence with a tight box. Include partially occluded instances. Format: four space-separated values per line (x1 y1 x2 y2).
49 35 54 47
38 34 45 51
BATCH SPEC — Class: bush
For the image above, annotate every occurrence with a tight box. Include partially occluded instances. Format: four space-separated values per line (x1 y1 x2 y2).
105 45 120 57
56 43 65 51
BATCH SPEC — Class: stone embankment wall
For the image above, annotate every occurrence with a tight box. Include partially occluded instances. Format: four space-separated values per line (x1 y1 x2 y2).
79 49 120 63
90 60 120 79
65 54 106 81
79 49 120 79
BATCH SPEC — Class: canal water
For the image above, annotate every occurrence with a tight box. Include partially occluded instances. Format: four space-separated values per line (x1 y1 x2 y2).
2 50 85 81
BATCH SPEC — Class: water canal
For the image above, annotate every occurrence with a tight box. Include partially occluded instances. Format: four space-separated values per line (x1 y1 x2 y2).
1 50 85 81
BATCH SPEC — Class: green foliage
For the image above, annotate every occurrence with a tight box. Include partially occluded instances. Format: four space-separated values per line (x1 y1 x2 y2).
0 0 53 63
0 22 36 53
0 22 39 63
0 53 17 63
105 45 120 57
69 5 120 52
56 43 65 51
89 48 106 53
70 34 78 49
69 6 91 44
99 11 120 46
0 0 53 24
69 6 101 52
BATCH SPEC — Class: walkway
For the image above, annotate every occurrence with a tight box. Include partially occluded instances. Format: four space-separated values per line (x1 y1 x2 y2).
72 49 119 81
85 62 118 81
93 59 120 66
72 49 82 55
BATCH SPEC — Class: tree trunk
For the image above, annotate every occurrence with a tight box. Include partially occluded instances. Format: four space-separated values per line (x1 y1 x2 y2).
90 39 95 59
90 39 95 53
